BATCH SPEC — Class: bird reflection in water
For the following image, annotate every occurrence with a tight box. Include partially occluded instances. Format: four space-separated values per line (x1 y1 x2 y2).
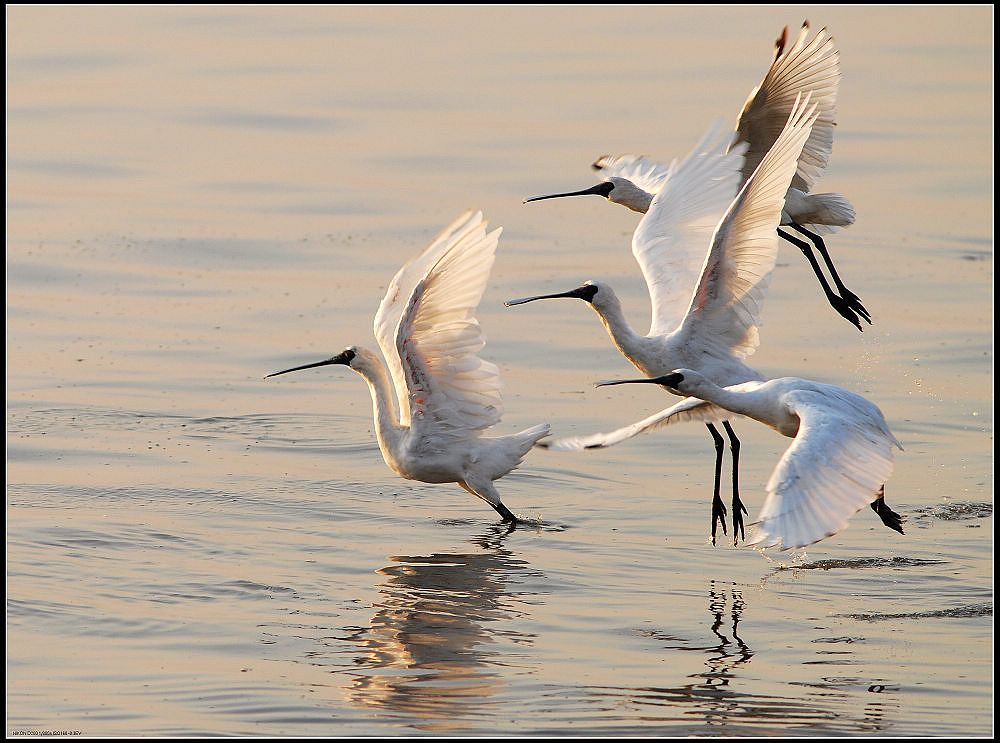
342 525 540 730
702 581 754 692
595 580 758 730
599 581 898 733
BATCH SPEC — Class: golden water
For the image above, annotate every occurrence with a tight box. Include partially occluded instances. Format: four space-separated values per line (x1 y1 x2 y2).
7 6 992 735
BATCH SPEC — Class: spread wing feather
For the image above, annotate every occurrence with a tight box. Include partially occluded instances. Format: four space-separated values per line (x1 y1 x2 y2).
736 22 841 192
540 395 742 452
373 210 489 426
748 388 900 549
631 122 748 337
591 153 674 197
677 94 818 361
392 213 504 438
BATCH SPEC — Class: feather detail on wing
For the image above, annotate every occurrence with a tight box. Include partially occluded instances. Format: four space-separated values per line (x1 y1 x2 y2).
678 94 818 361
591 153 674 197
394 214 504 438
736 22 841 192
374 210 486 425
539 396 736 452
374 210 502 432
747 388 899 549
630 122 748 338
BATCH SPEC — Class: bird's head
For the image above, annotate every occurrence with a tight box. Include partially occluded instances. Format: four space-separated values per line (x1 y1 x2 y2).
505 280 605 309
524 177 650 214
603 177 653 212
266 346 369 379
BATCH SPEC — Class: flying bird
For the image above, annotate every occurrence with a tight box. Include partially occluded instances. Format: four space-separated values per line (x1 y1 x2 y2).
268 211 550 523
525 22 869 331
547 369 904 550
508 93 818 545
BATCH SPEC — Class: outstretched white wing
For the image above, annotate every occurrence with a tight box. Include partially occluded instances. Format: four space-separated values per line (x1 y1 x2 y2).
389 212 504 438
373 211 492 427
631 122 748 338
748 388 900 549
736 22 841 192
541 395 738 452
591 153 674 198
676 94 817 361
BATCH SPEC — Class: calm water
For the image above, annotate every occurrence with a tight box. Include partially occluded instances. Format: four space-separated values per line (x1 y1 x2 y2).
7 6 993 736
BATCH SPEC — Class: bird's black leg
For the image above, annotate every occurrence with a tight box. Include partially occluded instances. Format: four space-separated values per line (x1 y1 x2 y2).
870 485 904 535
492 500 519 524
722 421 747 544
789 222 871 324
462 480 520 525
707 423 728 546
778 228 863 331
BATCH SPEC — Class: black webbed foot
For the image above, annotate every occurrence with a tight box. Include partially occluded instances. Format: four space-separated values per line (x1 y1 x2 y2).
828 293 865 331
712 494 728 546
870 491 905 535
732 497 749 545
840 289 872 325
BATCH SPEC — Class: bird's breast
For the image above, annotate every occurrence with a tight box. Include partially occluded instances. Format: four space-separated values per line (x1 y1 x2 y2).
387 435 469 484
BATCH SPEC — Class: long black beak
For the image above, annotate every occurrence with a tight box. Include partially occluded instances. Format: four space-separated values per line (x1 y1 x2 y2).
266 349 354 379
595 373 684 389
505 284 595 307
524 181 614 204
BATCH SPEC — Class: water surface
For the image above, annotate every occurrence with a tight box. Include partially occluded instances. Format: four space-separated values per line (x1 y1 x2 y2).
7 6 993 736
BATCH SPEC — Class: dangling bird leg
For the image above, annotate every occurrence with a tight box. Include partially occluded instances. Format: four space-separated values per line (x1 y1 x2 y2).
706 423 728 545
870 485 904 535
723 421 747 544
789 221 871 324
778 228 864 331
461 480 520 524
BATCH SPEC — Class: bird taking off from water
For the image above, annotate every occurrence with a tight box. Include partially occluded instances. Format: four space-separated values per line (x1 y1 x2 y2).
525 22 869 331
267 211 550 523
547 369 904 550
508 93 818 545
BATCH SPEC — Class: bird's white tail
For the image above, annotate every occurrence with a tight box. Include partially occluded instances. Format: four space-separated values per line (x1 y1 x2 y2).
486 423 551 481
798 192 856 231
510 423 551 459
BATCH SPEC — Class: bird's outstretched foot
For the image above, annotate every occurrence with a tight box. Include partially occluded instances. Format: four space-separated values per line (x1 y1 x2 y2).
828 293 865 331
870 490 905 535
711 494 728 546
840 288 872 325
732 496 749 546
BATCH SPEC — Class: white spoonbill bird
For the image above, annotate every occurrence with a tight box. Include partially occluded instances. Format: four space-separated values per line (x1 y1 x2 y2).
525 22 869 331
508 93 818 545
550 369 904 550
267 211 550 523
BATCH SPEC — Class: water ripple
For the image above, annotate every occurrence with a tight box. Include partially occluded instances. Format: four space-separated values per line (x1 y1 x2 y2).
774 556 948 571
837 603 992 622
912 501 993 522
